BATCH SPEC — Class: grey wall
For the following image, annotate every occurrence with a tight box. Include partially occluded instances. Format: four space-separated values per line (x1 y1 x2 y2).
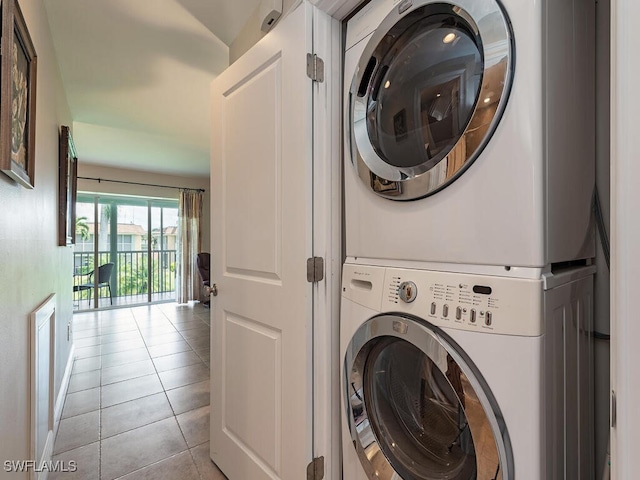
0 0 73 476
229 0 299 64
594 0 611 475
77 164 211 254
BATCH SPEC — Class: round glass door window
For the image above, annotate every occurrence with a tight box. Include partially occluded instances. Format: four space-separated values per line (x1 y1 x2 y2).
345 315 513 479
348 0 513 200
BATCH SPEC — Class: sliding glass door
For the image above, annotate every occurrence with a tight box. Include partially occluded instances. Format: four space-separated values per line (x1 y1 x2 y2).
74 194 178 310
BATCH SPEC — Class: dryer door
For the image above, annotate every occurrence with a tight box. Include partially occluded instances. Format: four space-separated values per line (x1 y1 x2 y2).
344 314 513 479
348 0 513 200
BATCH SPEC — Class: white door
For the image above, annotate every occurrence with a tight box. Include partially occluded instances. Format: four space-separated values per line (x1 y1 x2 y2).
209 3 315 479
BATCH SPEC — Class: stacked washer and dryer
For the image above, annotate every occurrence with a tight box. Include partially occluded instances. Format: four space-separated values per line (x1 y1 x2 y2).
340 0 596 479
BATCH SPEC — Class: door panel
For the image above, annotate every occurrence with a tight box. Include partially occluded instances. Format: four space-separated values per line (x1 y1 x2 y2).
223 313 281 472
223 57 282 282
210 3 313 479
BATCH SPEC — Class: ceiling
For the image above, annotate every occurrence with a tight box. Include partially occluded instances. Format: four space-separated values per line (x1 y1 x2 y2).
43 0 263 176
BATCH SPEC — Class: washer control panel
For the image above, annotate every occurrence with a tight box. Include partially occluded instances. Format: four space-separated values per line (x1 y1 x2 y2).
343 263 544 337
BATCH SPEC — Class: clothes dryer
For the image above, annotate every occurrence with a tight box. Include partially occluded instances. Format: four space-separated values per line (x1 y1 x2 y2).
340 262 595 479
344 0 595 268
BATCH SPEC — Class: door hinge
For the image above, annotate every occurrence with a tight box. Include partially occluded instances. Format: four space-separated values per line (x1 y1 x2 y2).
306 53 324 83
306 257 324 283
307 456 325 480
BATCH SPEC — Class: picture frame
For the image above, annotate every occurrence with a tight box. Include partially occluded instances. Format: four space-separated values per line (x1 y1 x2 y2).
0 0 37 189
58 126 77 246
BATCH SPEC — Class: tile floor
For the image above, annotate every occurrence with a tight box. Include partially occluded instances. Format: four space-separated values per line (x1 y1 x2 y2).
50 302 228 480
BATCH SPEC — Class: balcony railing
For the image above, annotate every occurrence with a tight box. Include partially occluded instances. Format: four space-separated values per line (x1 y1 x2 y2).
73 249 176 308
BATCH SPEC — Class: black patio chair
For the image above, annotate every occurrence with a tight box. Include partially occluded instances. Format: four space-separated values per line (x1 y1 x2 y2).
73 262 115 306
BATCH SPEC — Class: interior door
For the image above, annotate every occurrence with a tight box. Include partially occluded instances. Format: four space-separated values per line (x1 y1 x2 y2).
209 3 314 479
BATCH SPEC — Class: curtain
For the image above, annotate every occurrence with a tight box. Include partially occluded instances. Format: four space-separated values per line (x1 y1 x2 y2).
176 190 203 303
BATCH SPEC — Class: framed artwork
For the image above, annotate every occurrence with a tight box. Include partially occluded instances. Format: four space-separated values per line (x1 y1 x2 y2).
58 126 77 246
0 0 37 189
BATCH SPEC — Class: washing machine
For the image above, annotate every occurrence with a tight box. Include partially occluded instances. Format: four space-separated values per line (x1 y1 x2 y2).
343 0 595 268
340 262 595 479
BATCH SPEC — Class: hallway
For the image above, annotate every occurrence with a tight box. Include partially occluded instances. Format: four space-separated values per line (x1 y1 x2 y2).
50 303 226 479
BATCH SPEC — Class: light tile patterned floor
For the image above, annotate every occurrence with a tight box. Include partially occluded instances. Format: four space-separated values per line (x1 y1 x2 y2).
50 302 227 480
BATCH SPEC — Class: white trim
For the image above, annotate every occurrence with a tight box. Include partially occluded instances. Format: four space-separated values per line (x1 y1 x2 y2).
311 5 342 480
30 295 56 480
53 343 75 440
310 0 362 19
611 0 640 476
29 306 74 480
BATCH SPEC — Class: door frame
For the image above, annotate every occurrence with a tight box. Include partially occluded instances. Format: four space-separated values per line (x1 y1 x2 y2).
611 0 640 476
310 7 342 480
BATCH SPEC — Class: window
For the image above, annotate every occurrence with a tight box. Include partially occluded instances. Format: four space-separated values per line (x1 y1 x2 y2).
117 235 133 251
73 193 179 309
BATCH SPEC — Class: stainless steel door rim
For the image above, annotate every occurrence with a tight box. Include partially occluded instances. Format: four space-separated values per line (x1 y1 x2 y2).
344 314 514 479
348 0 514 200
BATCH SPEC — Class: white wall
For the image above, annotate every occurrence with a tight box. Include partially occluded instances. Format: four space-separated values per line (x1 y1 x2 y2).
0 0 73 476
77 164 210 253
611 0 640 476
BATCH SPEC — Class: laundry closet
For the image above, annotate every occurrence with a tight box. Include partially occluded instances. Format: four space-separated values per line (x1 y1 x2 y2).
341 0 596 478
208 0 613 478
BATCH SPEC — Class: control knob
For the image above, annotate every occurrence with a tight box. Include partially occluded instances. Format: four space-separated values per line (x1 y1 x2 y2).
398 281 417 303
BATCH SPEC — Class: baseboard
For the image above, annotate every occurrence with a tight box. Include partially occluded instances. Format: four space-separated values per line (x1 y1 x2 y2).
53 343 74 439
37 432 54 480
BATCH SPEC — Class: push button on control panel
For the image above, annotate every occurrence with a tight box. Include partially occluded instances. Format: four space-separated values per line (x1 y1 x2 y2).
485 311 493 326
442 304 449 317
470 309 477 323
456 307 462 320
430 302 436 315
